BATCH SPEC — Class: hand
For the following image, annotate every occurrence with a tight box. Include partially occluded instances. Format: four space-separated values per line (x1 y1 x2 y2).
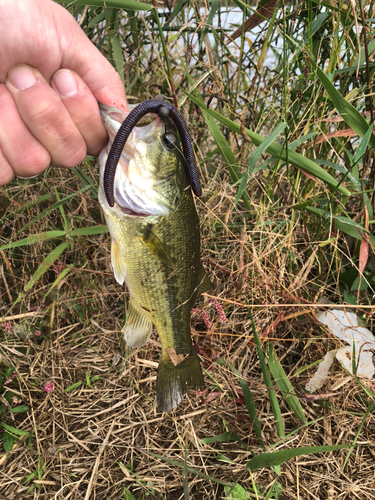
0 0 127 185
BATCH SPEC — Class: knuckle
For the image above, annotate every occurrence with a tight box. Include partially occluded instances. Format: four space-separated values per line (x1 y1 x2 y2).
21 149 51 173
54 142 87 168
11 137 51 174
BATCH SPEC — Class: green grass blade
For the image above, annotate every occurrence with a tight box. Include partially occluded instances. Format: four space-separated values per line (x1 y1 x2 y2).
204 112 251 210
64 381 83 393
2 432 14 452
111 10 125 85
342 400 374 471
198 0 220 53
247 308 285 438
73 166 98 197
315 160 360 190
44 264 74 298
179 67 251 210
0 231 67 251
2 194 52 222
1 225 107 251
163 0 186 29
54 187 69 232
288 132 318 150
153 7 174 95
228 363 264 448
88 11 106 27
357 39 375 66
122 487 137 500
18 187 90 234
54 0 152 10
234 122 287 205
305 206 375 245
247 445 350 471
69 225 108 236
266 342 306 424
9 405 29 413
2 423 30 436
311 62 375 150
24 241 69 291
182 89 351 197
13 194 52 215
352 124 374 165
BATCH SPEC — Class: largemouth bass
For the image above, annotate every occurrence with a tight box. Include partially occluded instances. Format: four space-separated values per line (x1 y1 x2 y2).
98 102 212 412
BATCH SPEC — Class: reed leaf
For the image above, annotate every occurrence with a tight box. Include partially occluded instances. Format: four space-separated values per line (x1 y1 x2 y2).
305 206 375 245
0 231 66 251
247 307 285 438
311 61 375 150
266 342 306 424
247 444 350 471
182 89 351 197
24 241 69 291
54 0 152 10
228 363 264 448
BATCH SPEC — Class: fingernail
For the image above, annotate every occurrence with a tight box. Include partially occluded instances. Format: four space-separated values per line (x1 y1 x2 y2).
8 65 38 90
53 70 78 97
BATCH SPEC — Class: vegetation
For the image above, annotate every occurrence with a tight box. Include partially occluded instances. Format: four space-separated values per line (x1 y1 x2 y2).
1 1 375 498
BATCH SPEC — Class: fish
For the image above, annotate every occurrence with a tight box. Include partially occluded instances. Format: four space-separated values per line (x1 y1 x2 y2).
98 102 212 412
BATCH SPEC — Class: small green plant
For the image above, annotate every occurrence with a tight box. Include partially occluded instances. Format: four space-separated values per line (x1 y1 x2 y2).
1 362 30 452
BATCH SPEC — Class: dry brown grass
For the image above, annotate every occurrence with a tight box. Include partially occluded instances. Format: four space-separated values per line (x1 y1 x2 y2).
1 167 375 499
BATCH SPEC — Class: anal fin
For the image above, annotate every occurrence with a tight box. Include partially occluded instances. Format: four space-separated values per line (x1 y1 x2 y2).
123 300 152 348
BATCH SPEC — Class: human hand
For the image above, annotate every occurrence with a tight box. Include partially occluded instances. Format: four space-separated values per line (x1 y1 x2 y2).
0 0 127 185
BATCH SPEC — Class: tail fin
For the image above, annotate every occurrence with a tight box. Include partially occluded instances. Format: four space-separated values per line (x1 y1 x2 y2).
156 347 204 412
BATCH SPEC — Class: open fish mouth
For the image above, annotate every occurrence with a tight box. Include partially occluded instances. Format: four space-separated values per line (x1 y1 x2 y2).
98 104 181 219
100 99 202 209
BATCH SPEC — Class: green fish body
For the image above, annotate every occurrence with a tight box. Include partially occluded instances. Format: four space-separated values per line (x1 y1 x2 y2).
98 104 211 412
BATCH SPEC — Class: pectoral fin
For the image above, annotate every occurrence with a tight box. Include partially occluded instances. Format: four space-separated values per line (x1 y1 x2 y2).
138 226 174 269
111 238 127 285
123 300 152 348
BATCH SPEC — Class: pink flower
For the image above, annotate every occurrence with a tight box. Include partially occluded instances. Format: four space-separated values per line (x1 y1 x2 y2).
34 330 41 336
4 371 16 385
54 261 64 275
12 396 21 404
44 382 54 393
2 322 14 334
201 310 211 328
211 299 228 323
192 308 211 328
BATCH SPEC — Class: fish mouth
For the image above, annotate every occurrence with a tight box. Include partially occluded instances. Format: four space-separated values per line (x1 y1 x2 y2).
98 105 179 219
100 99 202 208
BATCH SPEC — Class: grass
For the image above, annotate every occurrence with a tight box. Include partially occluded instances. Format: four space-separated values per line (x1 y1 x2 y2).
1 1 375 498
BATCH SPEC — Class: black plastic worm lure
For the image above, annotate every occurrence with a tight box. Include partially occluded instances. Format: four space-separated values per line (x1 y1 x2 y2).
103 98 202 207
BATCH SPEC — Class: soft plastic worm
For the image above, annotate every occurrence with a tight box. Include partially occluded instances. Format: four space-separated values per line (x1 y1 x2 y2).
104 99 202 207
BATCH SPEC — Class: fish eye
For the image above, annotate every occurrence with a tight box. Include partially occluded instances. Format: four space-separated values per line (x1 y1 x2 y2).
163 132 177 150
